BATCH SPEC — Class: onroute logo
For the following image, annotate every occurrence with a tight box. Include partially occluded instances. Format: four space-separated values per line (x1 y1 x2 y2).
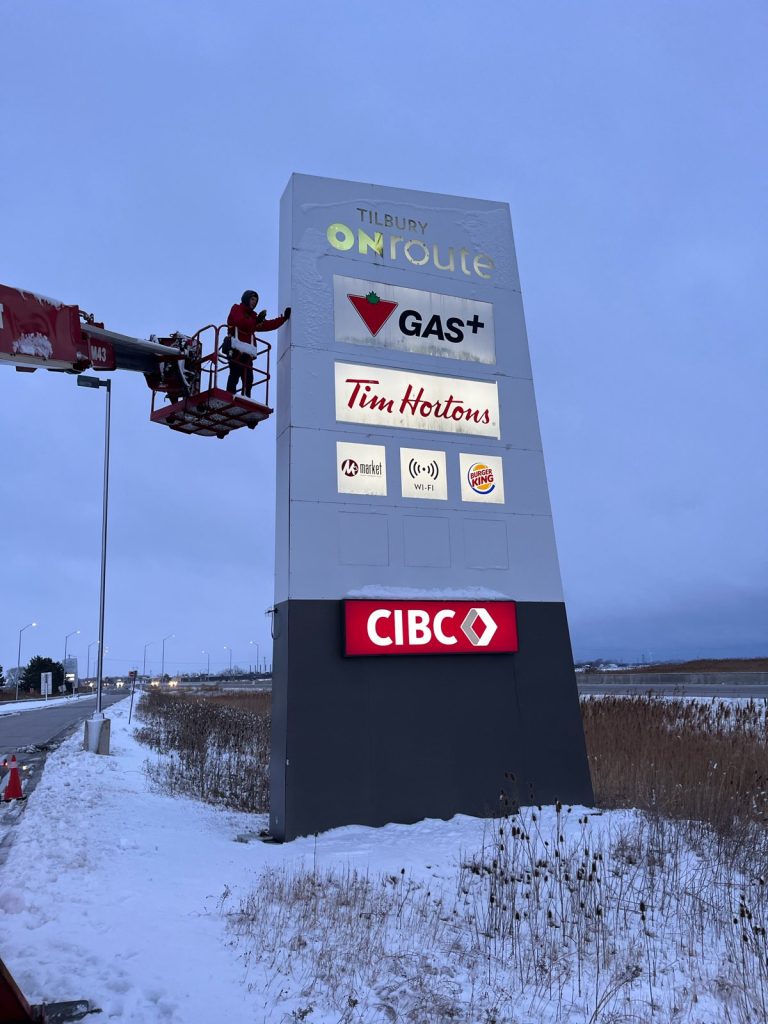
343 600 518 656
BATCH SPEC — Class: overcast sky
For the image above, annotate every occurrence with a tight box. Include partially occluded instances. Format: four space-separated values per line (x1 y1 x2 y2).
1 0 765 676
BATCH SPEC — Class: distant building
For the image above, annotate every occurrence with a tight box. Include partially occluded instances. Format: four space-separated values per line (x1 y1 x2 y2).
64 656 79 692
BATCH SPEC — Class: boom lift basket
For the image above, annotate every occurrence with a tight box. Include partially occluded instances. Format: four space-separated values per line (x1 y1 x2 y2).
148 325 272 439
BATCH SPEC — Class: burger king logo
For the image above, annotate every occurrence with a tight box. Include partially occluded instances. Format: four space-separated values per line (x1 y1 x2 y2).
467 462 495 495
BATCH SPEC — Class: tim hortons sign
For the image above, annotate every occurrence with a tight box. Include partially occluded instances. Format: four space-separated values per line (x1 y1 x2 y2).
334 362 500 438
344 600 519 656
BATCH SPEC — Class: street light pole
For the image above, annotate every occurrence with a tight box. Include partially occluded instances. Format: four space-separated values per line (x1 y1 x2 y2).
64 629 80 695
224 646 232 675
87 640 100 690
16 621 37 700
78 374 112 716
249 640 260 677
161 633 174 682
143 640 156 683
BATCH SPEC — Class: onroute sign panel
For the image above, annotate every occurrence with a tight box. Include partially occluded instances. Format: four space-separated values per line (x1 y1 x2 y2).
271 174 593 840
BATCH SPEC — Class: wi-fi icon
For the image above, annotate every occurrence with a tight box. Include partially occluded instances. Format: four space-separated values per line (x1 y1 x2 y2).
408 458 439 480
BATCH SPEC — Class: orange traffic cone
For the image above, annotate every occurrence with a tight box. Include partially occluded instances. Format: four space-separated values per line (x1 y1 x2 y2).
3 755 24 802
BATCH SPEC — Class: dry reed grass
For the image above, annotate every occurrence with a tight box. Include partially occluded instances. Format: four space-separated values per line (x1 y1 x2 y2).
582 696 768 846
135 689 270 812
226 806 768 1022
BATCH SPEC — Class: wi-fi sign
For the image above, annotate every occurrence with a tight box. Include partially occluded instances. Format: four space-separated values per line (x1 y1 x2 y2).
408 458 440 480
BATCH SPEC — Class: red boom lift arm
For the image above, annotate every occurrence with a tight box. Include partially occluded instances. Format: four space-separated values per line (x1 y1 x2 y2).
0 284 273 439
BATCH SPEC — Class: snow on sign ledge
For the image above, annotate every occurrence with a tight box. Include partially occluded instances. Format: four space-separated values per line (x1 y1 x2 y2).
346 585 513 600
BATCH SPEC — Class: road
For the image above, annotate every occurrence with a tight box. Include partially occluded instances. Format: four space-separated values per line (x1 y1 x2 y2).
0 693 128 754
578 682 768 699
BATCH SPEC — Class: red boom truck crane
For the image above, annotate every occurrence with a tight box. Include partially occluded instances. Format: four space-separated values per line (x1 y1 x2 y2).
0 284 273 437
0 282 280 1018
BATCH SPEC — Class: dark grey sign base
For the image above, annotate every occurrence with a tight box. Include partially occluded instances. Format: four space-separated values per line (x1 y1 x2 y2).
269 600 593 841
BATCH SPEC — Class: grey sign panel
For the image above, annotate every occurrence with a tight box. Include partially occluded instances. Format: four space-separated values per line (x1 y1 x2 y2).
275 174 564 604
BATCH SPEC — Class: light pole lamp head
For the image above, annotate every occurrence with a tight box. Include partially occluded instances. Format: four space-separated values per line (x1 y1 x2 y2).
77 374 110 390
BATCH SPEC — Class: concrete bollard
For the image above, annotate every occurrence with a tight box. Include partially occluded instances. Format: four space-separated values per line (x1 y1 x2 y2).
83 718 111 755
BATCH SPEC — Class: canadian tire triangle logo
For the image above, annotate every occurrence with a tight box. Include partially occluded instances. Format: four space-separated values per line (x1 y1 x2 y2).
347 291 398 337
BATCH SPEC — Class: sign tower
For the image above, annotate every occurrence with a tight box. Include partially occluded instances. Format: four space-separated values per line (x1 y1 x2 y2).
271 174 592 841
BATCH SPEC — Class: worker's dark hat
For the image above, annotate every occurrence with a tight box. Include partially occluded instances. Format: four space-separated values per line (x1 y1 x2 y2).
241 290 259 305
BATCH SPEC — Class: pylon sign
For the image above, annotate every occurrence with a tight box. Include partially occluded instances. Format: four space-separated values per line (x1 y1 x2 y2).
271 174 592 841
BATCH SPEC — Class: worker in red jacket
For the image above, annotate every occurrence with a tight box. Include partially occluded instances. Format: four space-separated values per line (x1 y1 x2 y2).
226 290 291 397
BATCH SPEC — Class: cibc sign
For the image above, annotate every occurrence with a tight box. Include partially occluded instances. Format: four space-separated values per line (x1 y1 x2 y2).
344 600 518 656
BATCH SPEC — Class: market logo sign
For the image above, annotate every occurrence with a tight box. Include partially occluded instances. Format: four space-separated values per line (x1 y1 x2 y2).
333 275 496 364
334 362 500 439
459 453 505 504
343 600 519 656
399 447 447 501
336 442 387 496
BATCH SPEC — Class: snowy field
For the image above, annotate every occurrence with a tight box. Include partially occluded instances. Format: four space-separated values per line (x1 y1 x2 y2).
1 699 766 1023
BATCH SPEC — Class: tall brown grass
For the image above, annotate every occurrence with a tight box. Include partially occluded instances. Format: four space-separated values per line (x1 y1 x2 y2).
135 689 270 812
582 696 768 827
134 689 768 844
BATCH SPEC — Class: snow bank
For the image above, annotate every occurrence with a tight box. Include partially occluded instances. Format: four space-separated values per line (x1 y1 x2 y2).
1 698 765 1023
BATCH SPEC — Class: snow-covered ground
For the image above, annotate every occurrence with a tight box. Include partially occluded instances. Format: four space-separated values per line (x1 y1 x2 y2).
0 692 95 716
0 699 765 1023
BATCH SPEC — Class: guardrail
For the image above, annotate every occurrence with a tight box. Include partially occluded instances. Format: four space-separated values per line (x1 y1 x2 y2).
578 672 768 686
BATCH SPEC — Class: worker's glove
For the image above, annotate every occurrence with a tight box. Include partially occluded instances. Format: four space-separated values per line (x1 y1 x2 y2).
283 306 292 321
256 310 267 323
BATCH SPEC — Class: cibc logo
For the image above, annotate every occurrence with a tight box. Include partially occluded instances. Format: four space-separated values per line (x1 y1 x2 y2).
344 600 518 656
